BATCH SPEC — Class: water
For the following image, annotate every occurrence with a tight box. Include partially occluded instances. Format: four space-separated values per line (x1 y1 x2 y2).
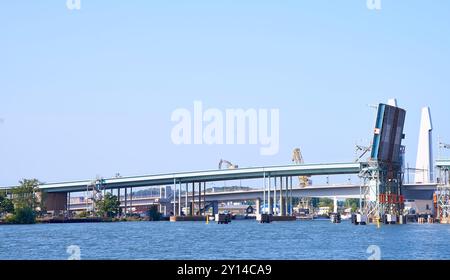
1 220 450 260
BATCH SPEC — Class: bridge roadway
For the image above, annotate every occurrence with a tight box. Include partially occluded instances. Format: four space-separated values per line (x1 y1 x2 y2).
1 161 439 212
68 184 365 210
30 162 363 193
68 183 437 211
436 159 450 168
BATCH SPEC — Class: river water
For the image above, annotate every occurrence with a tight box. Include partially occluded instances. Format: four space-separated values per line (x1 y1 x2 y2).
1 220 450 260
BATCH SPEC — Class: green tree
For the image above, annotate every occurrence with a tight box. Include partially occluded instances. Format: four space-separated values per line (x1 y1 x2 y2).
345 198 361 212
0 193 15 215
12 207 36 224
11 179 41 210
96 192 120 218
8 179 43 224
319 198 334 209
147 205 161 221
310 198 320 208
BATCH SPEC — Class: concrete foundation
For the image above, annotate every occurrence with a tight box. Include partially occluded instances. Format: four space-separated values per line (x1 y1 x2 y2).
170 216 207 222
271 216 296 222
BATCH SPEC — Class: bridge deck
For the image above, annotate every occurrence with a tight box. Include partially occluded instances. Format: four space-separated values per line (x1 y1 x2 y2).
26 162 363 193
436 159 450 168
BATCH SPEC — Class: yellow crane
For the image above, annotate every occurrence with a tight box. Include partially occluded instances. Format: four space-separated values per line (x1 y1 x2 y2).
292 148 309 187
292 148 312 212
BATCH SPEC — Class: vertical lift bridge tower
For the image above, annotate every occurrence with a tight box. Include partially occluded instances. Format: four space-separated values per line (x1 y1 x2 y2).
359 103 407 223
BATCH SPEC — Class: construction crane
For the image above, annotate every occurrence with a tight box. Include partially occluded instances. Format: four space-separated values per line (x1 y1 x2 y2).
218 159 238 170
292 148 311 212
292 148 309 187
355 144 372 163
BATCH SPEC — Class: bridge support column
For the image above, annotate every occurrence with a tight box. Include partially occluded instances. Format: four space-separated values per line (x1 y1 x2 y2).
203 182 206 215
256 198 261 215
285 177 289 216
198 182 202 216
117 188 121 217
124 187 128 216
334 197 338 213
130 187 133 215
212 201 219 215
274 177 277 215
268 175 272 215
178 181 182 216
263 172 266 214
279 177 284 216
190 182 194 216
289 177 293 215
173 179 176 217
185 183 188 216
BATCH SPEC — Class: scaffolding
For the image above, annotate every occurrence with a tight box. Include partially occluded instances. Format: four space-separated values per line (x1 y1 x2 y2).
359 160 404 222
436 162 450 223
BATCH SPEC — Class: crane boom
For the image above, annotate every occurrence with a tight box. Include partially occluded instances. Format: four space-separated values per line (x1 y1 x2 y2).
292 148 309 187
219 159 238 170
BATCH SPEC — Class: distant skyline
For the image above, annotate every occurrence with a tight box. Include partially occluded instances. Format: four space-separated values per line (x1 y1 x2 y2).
1 1 450 186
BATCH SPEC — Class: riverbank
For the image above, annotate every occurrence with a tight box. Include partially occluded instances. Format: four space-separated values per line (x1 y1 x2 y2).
0 216 171 225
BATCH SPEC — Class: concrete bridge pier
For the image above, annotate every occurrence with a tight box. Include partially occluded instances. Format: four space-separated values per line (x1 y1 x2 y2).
268 175 273 215
333 196 338 213
279 177 285 216
190 182 195 216
255 198 261 215
279 197 286 216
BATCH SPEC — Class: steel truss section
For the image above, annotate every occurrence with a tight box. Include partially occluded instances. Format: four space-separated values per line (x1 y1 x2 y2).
436 166 450 224
359 161 404 222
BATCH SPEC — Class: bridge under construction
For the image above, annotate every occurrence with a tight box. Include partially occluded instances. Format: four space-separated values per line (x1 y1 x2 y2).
1 100 449 224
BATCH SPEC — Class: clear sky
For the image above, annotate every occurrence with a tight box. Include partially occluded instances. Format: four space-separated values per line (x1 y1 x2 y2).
1 0 450 186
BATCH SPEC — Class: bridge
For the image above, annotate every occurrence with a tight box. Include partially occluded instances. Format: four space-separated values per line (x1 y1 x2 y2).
36 162 362 193
1 161 439 215
68 183 436 210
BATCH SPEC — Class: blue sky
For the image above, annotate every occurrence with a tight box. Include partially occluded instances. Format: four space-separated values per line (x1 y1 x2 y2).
1 0 450 186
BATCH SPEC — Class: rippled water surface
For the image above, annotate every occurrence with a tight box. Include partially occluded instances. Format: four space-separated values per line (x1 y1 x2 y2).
1 220 450 260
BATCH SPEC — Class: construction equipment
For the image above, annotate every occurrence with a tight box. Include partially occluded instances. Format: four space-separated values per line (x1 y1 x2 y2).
292 148 309 187
354 144 372 163
219 159 238 170
292 148 311 213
